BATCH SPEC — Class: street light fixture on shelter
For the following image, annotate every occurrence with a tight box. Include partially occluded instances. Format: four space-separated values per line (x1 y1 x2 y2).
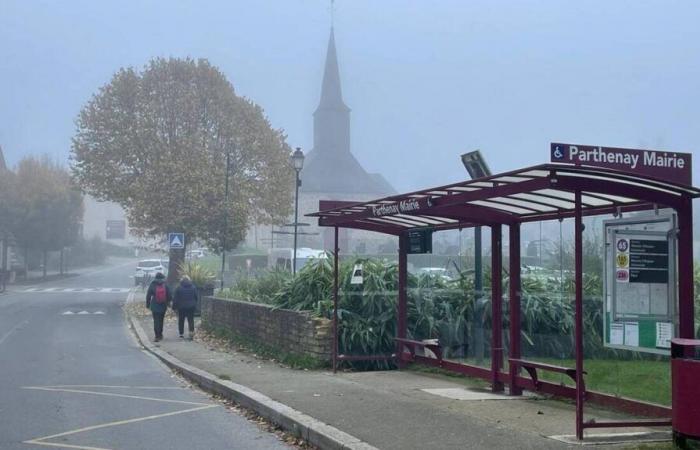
290 147 305 274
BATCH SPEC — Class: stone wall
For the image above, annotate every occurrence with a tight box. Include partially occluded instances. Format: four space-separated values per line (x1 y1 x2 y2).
201 296 333 362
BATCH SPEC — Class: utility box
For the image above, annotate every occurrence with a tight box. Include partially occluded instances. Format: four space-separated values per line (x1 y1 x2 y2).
672 338 700 448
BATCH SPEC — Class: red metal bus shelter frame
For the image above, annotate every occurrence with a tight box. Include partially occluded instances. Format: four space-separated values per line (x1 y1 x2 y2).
309 163 700 440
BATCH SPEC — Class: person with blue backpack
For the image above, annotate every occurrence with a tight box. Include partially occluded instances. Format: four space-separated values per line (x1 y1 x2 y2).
146 272 172 342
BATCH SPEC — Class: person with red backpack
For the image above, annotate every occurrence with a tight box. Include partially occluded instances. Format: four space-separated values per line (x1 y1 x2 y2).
146 272 172 341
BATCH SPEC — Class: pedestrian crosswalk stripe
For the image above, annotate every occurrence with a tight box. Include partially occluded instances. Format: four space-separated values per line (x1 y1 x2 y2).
23 287 130 294
62 310 108 315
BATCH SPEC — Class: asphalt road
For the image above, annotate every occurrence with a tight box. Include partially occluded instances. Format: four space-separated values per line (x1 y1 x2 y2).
0 258 288 450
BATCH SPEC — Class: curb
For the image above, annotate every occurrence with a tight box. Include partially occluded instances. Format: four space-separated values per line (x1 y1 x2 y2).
126 310 378 450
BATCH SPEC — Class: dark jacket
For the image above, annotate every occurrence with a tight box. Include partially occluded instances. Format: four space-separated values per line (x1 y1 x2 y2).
173 280 199 310
146 279 172 313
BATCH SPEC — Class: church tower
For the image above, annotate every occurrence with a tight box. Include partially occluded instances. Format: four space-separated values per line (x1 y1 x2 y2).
313 28 350 156
301 28 394 195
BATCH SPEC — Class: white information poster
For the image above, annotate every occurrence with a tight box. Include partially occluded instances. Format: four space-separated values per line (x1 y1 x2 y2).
624 322 639 347
656 322 673 349
610 323 624 345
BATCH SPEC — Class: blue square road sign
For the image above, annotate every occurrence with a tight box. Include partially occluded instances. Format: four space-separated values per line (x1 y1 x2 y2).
169 233 185 249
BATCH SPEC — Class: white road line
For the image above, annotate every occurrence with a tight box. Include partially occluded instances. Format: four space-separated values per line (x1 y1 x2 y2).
23 287 130 294
22 386 210 406
43 385 183 390
0 320 29 346
24 404 216 450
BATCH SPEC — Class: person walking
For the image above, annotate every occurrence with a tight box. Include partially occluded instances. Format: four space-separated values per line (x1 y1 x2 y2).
146 272 171 342
173 275 199 340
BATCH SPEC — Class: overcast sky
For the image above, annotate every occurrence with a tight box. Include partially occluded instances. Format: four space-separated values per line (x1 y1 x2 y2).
2 0 699 192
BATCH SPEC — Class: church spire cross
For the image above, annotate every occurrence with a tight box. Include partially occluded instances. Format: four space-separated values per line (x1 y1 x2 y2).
330 0 335 28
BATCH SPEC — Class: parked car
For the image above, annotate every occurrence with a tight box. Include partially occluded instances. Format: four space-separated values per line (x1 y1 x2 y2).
134 259 167 286
416 267 454 281
268 248 326 271
186 249 206 260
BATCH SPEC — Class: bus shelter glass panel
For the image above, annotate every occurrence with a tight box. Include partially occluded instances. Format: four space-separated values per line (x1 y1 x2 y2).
407 229 492 370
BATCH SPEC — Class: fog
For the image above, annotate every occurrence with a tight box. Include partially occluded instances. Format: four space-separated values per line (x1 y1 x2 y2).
2 1 700 191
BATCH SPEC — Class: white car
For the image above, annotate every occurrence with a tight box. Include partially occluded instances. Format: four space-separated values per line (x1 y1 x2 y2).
134 259 167 285
186 249 206 260
416 267 454 281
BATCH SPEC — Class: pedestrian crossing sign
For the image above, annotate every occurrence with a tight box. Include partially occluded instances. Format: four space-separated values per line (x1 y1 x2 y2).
169 233 185 249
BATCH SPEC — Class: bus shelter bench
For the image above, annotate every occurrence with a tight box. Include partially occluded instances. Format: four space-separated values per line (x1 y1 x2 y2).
509 358 586 390
395 338 443 365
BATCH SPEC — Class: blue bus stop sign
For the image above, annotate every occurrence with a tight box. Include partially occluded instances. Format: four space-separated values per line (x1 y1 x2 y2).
169 233 185 249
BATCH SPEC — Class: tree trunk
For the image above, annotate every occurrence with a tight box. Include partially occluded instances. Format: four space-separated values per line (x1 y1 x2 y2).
167 242 186 287
1 235 7 272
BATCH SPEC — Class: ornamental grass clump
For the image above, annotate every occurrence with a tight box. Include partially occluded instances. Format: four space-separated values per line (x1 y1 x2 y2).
223 254 617 370
178 261 216 288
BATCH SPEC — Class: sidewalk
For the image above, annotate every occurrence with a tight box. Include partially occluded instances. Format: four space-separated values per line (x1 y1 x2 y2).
128 308 670 449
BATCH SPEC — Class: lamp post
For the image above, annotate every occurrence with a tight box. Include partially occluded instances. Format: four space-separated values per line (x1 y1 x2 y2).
461 150 491 362
291 147 305 275
221 149 231 290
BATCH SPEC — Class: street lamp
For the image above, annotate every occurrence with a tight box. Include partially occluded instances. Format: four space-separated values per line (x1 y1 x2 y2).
291 147 304 275
221 149 232 289
460 150 491 348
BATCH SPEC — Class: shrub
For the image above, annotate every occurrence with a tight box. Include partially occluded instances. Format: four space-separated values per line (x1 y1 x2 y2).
178 261 216 288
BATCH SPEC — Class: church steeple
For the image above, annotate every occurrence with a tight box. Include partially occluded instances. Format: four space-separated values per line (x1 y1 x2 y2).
316 28 349 113
301 26 395 196
313 27 351 155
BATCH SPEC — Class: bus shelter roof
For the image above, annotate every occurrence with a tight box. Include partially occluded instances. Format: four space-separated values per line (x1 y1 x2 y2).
309 163 700 235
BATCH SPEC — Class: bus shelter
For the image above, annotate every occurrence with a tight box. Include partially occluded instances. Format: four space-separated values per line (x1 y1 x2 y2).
309 162 700 439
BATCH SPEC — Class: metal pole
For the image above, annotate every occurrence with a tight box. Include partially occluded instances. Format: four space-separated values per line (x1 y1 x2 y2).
491 225 504 392
220 151 231 290
475 226 482 297
475 226 485 364
397 232 408 368
678 195 695 340
293 170 300 275
508 223 522 395
333 226 339 373
574 190 584 440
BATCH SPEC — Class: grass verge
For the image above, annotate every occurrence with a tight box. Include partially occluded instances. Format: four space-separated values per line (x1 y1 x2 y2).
443 356 671 406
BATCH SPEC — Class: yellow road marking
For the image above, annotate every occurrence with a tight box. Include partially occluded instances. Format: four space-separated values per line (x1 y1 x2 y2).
22 386 208 406
24 404 216 450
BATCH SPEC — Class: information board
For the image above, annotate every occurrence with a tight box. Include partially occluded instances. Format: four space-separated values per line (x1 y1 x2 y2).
405 228 433 254
603 214 677 355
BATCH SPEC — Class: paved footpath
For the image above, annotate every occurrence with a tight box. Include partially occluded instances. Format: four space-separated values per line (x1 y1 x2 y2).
133 312 671 450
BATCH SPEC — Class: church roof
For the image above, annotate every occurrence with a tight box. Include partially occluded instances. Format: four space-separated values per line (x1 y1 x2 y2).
302 148 395 195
